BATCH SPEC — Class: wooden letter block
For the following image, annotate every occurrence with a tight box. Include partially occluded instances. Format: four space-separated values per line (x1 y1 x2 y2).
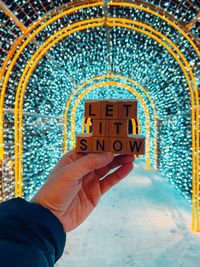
92 137 110 152
76 133 92 152
126 134 145 155
110 120 128 137
110 138 126 154
100 99 118 119
118 100 137 119
84 100 101 119
92 119 110 137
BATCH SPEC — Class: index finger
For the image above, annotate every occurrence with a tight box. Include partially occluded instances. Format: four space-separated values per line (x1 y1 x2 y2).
51 148 86 174
61 152 114 181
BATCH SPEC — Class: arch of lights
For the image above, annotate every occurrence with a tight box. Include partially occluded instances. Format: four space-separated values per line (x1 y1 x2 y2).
15 19 199 229
15 20 197 187
63 74 157 165
15 20 194 200
69 81 150 163
0 1 199 231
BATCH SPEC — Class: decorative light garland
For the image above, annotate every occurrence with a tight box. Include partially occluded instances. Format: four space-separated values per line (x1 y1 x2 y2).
0 0 199 231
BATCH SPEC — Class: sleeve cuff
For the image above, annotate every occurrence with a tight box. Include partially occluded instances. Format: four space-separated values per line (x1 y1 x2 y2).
0 198 66 263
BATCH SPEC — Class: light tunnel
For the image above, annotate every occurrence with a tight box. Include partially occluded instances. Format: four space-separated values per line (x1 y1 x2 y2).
0 0 200 231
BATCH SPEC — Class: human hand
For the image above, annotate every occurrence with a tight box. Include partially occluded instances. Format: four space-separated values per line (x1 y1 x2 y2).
31 149 134 232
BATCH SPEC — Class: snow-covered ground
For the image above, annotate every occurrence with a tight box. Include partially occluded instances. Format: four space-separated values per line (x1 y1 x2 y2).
56 159 200 267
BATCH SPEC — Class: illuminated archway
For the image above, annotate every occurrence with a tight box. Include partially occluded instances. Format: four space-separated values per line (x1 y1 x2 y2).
14 21 198 225
0 1 199 230
63 75 157 166
1 5 198 202
15 21 196 186
69 81 154 171
14 20 199 230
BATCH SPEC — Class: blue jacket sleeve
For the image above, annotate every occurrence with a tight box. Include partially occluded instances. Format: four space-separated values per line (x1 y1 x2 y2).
0 198 66 267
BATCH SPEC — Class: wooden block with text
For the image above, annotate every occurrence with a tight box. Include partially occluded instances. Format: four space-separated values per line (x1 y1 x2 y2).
92 119 110 137
118 100 137 119
84 100 101 119
109 120 128 137
92 137 110 152
76 133 92 152
100 99 119 119
126 135 145 155
110 138 127 154
76 99 145 155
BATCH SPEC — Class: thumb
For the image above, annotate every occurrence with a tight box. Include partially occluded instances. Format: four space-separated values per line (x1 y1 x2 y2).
62 152 114 181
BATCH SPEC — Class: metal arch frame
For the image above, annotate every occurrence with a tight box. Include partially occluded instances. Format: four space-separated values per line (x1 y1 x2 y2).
0 1 199 230
12 14 197 184
0 0 27 32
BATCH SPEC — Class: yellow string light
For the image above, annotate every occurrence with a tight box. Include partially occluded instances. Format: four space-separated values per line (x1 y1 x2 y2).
16 21 197 229
0 1 198 230
109 2 200 230
0 3 104 181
